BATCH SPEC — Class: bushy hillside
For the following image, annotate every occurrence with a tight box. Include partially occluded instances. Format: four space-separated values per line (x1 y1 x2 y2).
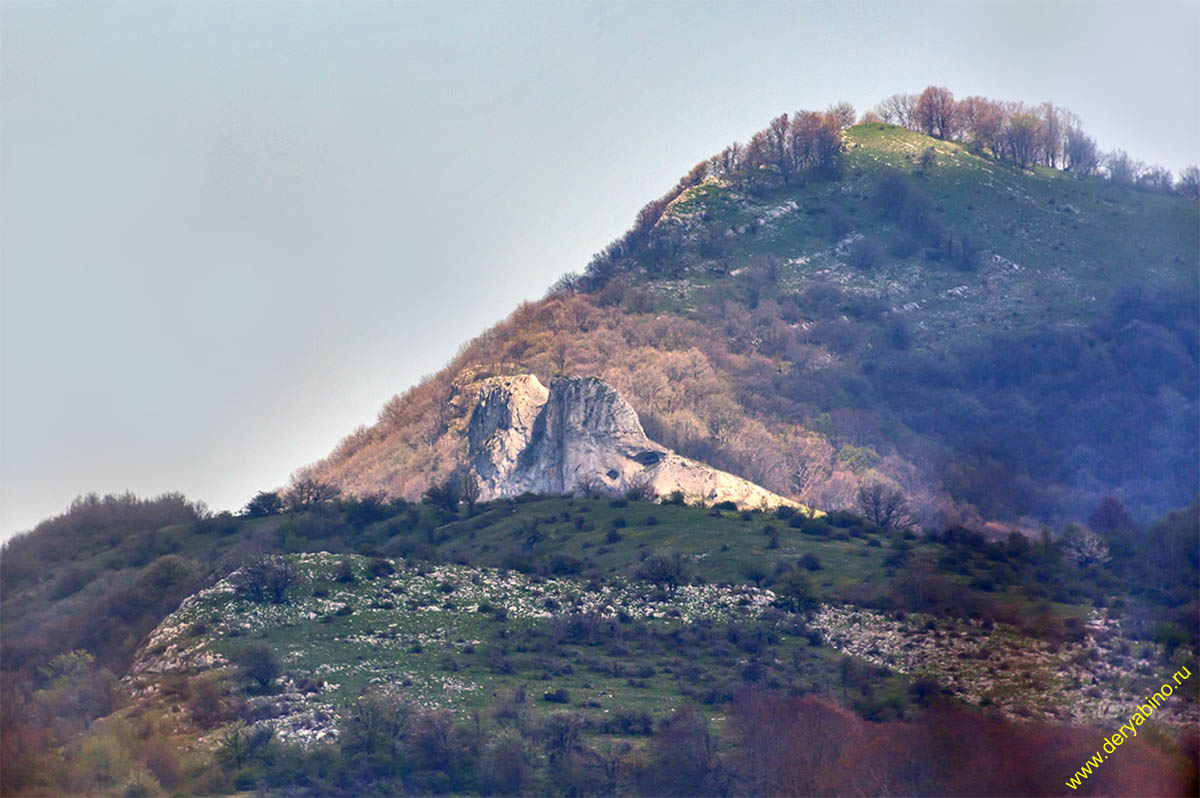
3 492 1196 794
304 122 1198 528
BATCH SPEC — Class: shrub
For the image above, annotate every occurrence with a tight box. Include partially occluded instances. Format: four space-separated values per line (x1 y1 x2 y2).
231 556 296 604
773 569 816 613
188 678 235 729
848 236 885 270
661 490 686 506
637 551 689 594
543 688 571 704
243 491 283 518
606 708 654 735
367 558 394 579
827 204 853 241
233 644 280 693
625 479 658 503
800 553 822 571
335 558 356 583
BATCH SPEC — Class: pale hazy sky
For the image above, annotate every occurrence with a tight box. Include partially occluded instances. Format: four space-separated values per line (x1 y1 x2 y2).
2 0 1197 538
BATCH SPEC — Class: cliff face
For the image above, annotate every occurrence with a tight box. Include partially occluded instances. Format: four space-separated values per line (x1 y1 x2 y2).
467 374 800 511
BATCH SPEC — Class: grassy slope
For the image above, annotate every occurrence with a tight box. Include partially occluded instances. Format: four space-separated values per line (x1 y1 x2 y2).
7 493 1195 796
115 495 1199 775
651 123 1197 343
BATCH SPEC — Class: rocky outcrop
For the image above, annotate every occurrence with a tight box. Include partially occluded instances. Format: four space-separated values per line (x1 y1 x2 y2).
466 374 802 511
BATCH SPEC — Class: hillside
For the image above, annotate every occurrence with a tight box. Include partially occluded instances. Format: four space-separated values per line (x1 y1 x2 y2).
3 491 1196 794
2 102 1198 797
301 122 1198 529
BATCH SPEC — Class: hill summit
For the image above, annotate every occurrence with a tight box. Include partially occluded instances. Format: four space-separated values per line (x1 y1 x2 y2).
301 99 1196 530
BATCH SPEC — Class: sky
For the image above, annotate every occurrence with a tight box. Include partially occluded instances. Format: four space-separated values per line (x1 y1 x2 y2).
2 0 1197 539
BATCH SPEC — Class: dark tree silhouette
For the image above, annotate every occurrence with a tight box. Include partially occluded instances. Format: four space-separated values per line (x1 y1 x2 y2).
285 478 341 510
766 113 797 185
231 555 297 604
636 550 689 594
243 490 283 517
233 644 279 692
424 475 462 513
458 469 481 514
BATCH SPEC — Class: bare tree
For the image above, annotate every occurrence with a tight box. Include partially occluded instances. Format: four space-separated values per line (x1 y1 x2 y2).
1064 125 1099 174
458 468 481 514
1060 526 1111 568
914 86 958 139
545 271 582 298
957 96 1005 156
285 478 341 510
340 692 414 759
423 474 462 513
624 476 658 503
231 555 297 604
826 101 857 130
766 113 797 184
791 111 844 175
1088 496 1134 533
576 476 609 499
709 141 743 178
232 644 280 692
1104 150 1142 184
1137 166 1174 193
873 93 919 130
1002 111 1042 169
1177 165 1200 198
740 130 771 190
856 482 913 532
1038 102 1064 168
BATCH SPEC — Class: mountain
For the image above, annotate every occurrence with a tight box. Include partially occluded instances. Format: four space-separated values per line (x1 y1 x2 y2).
301 122 1198 530
3 106 1197 797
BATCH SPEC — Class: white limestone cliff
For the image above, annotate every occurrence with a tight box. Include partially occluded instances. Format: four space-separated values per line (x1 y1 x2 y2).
465 374 802 511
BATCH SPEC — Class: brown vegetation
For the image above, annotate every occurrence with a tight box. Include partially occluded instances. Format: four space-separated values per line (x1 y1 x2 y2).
298 292 928 520
729 691 1196 796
